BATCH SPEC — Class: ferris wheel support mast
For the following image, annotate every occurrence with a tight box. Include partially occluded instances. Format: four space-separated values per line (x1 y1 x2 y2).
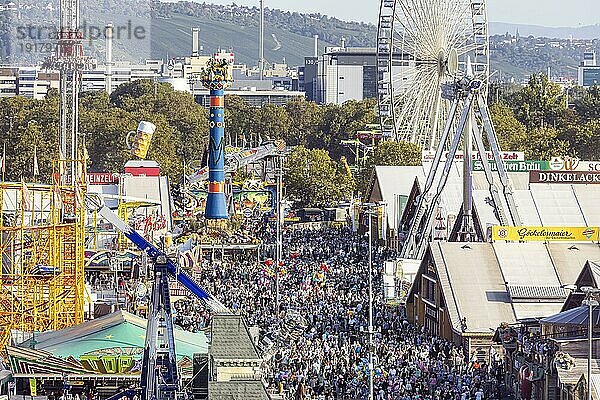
400 76 521 260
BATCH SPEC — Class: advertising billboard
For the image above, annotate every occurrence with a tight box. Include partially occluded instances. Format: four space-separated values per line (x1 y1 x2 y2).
529 171 600 184
422 150 525 163
472 160 549 172
492 226 599 242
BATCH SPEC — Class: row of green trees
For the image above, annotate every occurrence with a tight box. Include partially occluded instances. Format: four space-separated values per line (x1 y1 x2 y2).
293 75 600 208
490 74 600 160
0 81 209 181
2 75 600 208
0 80 380 208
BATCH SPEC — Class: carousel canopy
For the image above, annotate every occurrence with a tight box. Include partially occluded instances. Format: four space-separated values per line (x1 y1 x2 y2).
19 310 208 359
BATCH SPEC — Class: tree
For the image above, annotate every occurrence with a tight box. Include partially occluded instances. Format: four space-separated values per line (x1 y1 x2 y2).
315 99 378 159
573 85 600 121
81 107 135 173
337 99 379 136
225 95 252 146
109 80 172 111
283 98 323 146
284 146 354 208
562 119 600 160
141 114 182 179
248 103 291 142
489 102 527 151
367 141 421 167
508 74 567 129
153 90 209 168
0 96 59 181
522 127 571 160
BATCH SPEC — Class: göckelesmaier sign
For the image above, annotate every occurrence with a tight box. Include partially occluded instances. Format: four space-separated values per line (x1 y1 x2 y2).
492 226 600 242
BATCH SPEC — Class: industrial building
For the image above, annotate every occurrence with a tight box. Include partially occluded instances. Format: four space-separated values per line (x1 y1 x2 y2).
578 51 600 87
0 26 301 105
303 46 378 104
317 46 377 104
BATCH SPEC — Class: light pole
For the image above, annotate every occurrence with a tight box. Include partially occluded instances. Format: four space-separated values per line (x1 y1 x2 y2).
275 153 283 318
582 286 600 400
110 254 121 311
364 202 376 400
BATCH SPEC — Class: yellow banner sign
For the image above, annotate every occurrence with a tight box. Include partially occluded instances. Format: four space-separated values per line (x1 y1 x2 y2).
29 378 37 396
492 226 600 242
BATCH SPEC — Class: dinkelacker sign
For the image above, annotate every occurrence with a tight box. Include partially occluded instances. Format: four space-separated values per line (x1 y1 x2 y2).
529 170 600 184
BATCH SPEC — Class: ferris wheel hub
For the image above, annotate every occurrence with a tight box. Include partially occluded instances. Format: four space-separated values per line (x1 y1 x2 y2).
438 48 459 77
437 50 447 77
376 0 489 150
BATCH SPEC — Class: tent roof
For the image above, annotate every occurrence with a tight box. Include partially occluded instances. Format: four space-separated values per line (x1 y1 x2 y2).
548 244 600 287
434 242 517 333
411 241 599 335
208 381 269 400
369 166 425 231
542 305 600 326
210 315 260 360
24 310 208 358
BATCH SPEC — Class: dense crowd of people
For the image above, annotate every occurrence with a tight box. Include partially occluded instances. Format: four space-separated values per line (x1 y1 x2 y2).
85 220 508 399
176 224 507 399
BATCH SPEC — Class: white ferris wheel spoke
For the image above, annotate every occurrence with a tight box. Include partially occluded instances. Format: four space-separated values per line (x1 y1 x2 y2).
377 0 489 149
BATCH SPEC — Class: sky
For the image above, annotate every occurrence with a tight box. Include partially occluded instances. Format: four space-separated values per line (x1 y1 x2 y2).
204 0 600 27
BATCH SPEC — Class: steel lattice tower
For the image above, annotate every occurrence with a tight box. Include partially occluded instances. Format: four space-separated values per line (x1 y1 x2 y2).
47 0 90 179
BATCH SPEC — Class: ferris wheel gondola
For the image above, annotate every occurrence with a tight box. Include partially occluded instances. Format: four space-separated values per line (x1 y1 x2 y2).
376 0 489 150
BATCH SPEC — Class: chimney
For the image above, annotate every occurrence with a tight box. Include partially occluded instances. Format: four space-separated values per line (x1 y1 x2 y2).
259 0 265 80
314 34 318 57
192 27 199 57
105 23 113 94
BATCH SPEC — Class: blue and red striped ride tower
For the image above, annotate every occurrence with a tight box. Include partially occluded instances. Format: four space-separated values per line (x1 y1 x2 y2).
200 58 233 219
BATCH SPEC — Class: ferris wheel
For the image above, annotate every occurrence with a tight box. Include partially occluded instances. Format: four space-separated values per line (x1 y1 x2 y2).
376 0 489 150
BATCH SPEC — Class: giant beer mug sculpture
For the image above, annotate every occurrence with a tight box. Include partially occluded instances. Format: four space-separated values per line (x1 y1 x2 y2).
126 121 156 159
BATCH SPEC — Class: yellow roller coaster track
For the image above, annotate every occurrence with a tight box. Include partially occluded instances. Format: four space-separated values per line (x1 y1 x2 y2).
0 160 86 351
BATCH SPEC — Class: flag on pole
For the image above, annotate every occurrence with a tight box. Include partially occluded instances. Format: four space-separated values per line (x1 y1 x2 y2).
33 146 39 178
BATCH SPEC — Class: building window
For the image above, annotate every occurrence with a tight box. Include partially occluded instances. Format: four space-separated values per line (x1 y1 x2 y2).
423 278 436 303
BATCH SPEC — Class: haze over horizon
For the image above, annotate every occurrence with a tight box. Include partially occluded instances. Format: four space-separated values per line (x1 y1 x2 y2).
196 0 600 28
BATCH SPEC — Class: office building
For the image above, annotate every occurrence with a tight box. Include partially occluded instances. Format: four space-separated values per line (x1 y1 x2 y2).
578 51 600 87
313 46 378 104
